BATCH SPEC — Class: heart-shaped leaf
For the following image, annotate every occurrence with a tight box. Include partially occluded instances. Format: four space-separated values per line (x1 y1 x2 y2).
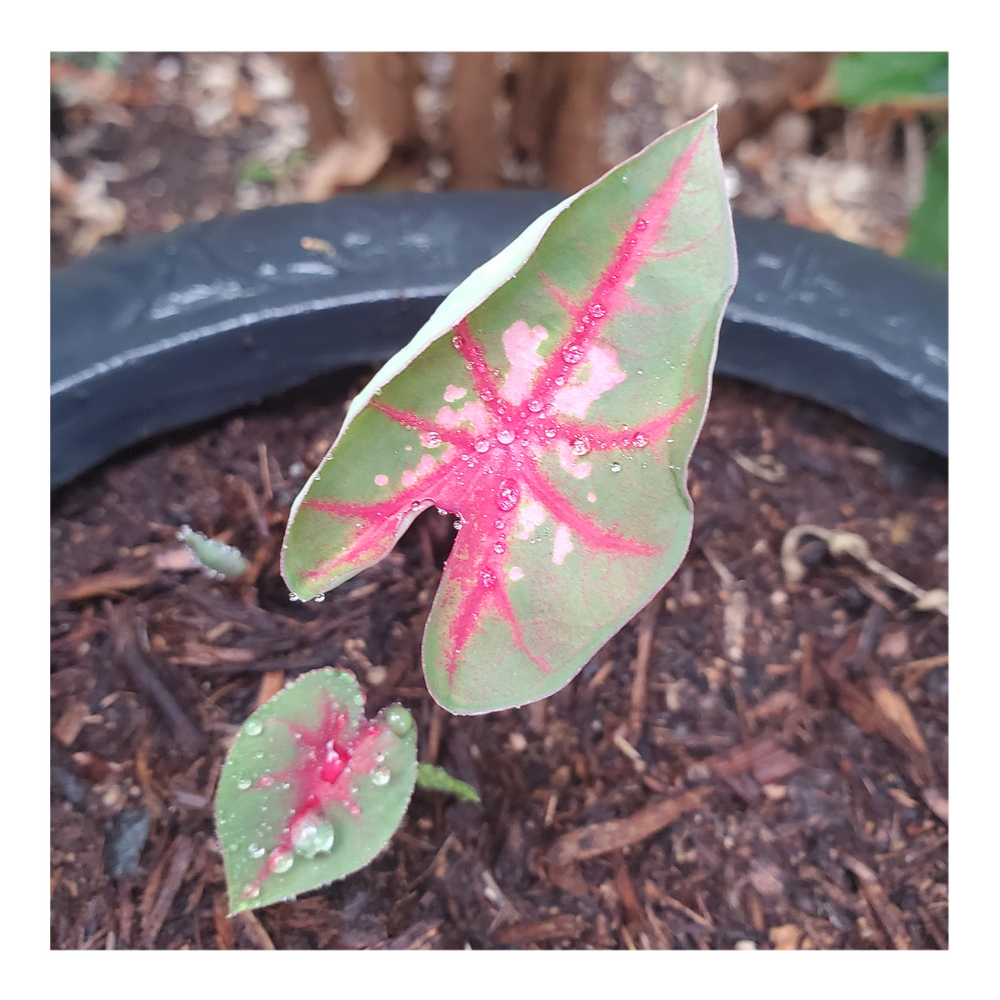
216 668 416 913
282 108 737 714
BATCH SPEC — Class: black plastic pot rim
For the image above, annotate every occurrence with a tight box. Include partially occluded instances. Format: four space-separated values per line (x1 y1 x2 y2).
51 189 947 490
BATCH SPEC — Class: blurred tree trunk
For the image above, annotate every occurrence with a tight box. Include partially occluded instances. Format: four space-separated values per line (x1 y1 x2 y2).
509 52 614 192
448 53 502 189
349 52 422 151
281 53 345 156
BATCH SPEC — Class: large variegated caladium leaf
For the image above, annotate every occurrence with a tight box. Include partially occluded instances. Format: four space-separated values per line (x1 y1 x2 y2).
216 669 416 913
282 108 737 715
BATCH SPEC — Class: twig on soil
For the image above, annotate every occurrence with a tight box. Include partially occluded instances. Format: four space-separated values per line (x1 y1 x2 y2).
627 600 658 740
238 909 276 949
781 524 948 616
547 787 710 866
842 855 912 950
141 836 196 949
107 605 208 758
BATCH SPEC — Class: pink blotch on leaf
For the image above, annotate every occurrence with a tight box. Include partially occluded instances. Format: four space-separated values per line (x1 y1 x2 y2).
517 501 546 540
509 567 525 581
444 384 467 402
374 474 389 486
436 402 492 436
500 320 548 405
552 344 626 419
556 440 592 480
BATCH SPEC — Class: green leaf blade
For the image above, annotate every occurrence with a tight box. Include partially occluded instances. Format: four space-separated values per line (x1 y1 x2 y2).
282 109 736 714
216 669 416 914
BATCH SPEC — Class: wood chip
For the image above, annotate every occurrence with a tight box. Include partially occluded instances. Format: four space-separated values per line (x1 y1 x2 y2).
53 699 91 746
238 909 276 949
141 837 195 948
493 913 585 945
170 641 256 667
254 670 285 709
52 570 157 604
842 855 911 950
769 923 803 949
547 787 709 866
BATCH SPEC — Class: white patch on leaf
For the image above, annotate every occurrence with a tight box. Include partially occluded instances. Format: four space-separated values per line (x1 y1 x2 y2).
552 523 573 565
556 440 592 479
517 502 546 540
552 344 626 418
501 320 548 405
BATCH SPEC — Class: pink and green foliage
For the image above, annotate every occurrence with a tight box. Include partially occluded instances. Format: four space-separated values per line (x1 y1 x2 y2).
282 109 737 714
216 669 416 914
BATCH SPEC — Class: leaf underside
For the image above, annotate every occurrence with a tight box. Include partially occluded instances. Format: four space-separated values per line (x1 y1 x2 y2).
216 669 416 913
282 109 738 714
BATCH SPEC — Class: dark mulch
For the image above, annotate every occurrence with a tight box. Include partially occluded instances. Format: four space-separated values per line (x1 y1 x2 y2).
50 371 947 950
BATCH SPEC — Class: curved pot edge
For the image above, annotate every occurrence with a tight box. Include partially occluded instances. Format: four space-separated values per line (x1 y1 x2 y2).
51 191 947 489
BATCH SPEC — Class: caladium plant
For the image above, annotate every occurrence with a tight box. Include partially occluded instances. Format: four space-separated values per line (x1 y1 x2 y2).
282 108 737 714
217 668 418 914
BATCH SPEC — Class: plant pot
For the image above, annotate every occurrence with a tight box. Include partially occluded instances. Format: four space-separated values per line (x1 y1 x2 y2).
51 191 947 489
50 193 948 951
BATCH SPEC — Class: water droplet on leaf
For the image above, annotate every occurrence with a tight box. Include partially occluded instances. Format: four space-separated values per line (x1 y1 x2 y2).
385 705 413 737
497 428 514 445
474 438 490 453
571 436 590 457
527 399 542 412
244 719 263 737
424 432 441 448
496 478 520 512
479 569 497 589
248 843 266 859
236 777 252 791
291 814 335 858
270 851 293 874
493 541 506 554
371 768 391 787
610 462 622 473
562 342 585 364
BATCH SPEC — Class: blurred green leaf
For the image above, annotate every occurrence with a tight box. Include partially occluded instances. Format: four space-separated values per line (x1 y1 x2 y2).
239 157 276 184
416 763 481 803
831 52 947 107
903 132 948 271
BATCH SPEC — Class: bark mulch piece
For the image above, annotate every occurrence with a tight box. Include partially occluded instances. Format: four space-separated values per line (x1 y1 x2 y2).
50 372 947 949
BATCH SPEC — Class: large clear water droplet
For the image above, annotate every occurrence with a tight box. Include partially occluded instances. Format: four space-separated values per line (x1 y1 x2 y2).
571 436 590 457
371 768 391 787
291 814 335 858
633 432 648 448
248 842 266 859
610 461 622 473
313 593 325 603
474 438 490 453
589 303 606 319
544 427 556 438
244 718 263 737
562 343 585 364
236 777 252 791
385 705 413 737
424 432 441 448
479 569 497 589
493 541 506 555
527 399 542 412
497 428 515 445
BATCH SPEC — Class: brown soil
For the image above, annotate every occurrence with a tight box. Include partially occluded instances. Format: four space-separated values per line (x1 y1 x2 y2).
50 371 948 950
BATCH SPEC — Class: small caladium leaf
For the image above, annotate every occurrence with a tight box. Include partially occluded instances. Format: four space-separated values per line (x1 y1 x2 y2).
282 108 737 714
216 668 416 914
